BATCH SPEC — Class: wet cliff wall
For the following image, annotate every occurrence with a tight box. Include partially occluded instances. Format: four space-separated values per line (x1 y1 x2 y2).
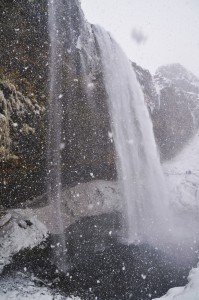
0 0 115 207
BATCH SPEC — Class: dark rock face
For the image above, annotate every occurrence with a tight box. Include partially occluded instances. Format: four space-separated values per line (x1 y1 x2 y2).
1 0 116 207
153 64 199 160
0 0 49 100
1 0 198 206
0 81 45 206
0 0 49 206
47 2 115 187
133 63 199 160
132 62 159 113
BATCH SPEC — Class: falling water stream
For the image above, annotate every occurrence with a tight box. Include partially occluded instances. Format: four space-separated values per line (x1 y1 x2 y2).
48 0 67 271
94 26 171 244
48 0 177 271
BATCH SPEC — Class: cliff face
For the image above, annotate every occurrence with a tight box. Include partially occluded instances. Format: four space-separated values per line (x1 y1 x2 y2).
0 0 49 206
1 0 198 206
132 62 159 113
133 63 199 160
0 0 115 207
0 81 44 161
0 0 49 99
153 64 199 160
0 81 45 206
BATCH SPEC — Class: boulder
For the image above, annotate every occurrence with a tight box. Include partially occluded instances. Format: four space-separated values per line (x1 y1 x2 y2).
0 209 48 274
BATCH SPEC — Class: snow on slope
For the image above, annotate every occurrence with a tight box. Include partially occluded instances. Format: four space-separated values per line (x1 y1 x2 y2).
0 273 80 300
0 210 48 274
154 264 199 300
155 63 199 95
164 132 199 212
155 132 199 299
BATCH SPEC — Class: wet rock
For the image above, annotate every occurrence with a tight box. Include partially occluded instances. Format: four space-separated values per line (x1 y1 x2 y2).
1 213 198 300
0 272 78 300
0 210 48 274
0 80 46 207
27 180 122 235
0 212 11 227
0 0 115 208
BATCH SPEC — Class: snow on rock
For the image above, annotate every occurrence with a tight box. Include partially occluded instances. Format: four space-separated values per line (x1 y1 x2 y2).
153 63 199 160
0 273 80 300
0 81 44 162
0 210 48 274
63 180 121 216
132 61 159 112
154 264 199 300
157 132 199 299
32 180 121 234
155 63 199 94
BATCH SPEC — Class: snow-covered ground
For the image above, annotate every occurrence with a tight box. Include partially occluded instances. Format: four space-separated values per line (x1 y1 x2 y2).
31 180 121 234
164 132 199 212
0 273 80 300
2 132 199 300
154 263 199 300
155 132 199 299
0 210 48 274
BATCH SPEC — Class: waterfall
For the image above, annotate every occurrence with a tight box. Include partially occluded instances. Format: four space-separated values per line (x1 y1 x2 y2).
47 0 67 271
94 26 170 244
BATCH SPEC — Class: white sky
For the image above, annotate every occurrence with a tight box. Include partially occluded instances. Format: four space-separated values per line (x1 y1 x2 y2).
81 0 199 77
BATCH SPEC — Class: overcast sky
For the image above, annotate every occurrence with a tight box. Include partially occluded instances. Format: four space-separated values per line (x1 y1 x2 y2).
81 0 199 77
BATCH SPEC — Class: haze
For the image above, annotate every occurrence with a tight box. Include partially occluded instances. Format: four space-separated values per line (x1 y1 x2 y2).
82 0 199 77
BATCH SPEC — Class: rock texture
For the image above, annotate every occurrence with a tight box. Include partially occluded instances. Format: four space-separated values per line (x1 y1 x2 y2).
1 0 199 208
23 180 121 234
133 63 199 160
0 210 48 274
0 0 115 207
153 64 199 160
0 272 81 299
0 0 49 100
132 62 159 113
0 81 45 206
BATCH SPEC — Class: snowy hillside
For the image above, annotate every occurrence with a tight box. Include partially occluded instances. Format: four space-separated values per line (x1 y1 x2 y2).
153 64 199 159
0 273 80 300
155 63 199 94
164 131 199 211
154 264 199 300
155 132 199 299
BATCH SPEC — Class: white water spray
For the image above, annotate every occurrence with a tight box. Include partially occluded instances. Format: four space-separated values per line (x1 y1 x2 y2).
48 0 67 271
94 26 171 244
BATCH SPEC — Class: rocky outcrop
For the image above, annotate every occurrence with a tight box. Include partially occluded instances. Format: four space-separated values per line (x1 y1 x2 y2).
22 180 122 234
133 63 199 160
153 64 199 160
0 210 48 274
1 0 116 207
0 81 44 162
0 81 45 206
132 62 159 113
0 0 49 100
0 274 75 300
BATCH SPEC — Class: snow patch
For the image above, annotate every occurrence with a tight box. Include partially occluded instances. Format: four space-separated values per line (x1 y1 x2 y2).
154 264 199 300
163 132 199 211
157 132 199 299
0 210 48 273
0 273 80 300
